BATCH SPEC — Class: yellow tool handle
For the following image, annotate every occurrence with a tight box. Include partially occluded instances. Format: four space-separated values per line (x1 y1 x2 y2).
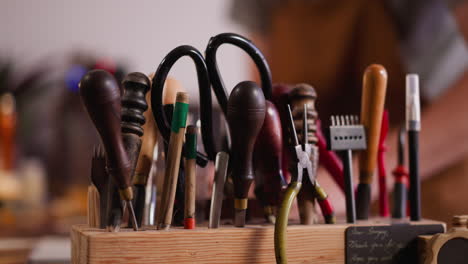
274 181 302 264
359 64 387 183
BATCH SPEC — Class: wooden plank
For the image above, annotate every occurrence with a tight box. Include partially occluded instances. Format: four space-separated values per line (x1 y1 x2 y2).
72 220 445 264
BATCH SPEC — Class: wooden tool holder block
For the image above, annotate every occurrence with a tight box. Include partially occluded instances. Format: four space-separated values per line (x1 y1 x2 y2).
71 219 445 264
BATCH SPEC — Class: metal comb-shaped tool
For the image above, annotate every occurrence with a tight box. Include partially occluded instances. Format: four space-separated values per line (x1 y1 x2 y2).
328 115 366 223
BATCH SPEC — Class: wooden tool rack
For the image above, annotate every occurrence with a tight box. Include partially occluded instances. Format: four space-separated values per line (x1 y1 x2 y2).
71 219 445 264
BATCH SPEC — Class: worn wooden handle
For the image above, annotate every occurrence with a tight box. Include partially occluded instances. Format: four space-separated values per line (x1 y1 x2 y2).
359 64 387 183
157 92 189 230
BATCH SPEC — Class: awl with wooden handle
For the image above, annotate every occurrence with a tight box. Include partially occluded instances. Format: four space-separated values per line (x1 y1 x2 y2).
227 81 266 227
79 69 139 231
356 65 387 220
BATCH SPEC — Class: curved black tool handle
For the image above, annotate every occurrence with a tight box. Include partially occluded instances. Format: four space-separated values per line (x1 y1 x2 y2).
205 32 272 114
151 45 215 163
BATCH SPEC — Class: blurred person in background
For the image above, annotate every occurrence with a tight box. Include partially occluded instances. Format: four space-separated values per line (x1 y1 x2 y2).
232 0 468 225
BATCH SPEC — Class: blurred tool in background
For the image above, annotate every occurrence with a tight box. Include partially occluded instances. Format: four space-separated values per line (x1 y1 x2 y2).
392 127 409 219
377 111 390 217
406 74 421 221
253 100 286 223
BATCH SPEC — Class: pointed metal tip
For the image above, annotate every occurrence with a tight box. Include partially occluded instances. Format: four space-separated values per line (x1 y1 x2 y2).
126 201 139 231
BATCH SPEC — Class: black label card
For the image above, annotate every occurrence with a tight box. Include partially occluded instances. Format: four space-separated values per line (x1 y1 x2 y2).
345 224 444 264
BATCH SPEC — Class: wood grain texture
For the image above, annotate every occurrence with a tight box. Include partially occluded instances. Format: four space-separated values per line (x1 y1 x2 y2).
72 219 444 264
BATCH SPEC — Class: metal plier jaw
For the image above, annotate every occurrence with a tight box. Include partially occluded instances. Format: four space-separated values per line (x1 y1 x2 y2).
294 144 314 184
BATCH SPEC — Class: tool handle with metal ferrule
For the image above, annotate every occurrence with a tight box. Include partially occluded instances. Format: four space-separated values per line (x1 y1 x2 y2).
133 89 159 226
205 32 272 115
209 152 229 229
314 183 336 224
157 92 189 230
316 120 344 192
356 64 387 220
274 181 302 264
227 81 266 227
377 110 390 217
79 70 133 197
406 74 421 221
184 126 197 229
151 45 215 162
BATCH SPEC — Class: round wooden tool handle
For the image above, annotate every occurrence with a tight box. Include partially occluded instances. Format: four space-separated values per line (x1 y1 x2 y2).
359 64 387 183
227 81 266 200
80 70 131 191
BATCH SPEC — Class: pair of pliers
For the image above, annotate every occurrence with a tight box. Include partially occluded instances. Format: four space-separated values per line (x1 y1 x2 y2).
274 104 335 264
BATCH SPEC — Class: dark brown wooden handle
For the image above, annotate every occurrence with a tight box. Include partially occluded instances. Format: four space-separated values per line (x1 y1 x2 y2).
254 101 285 205
121 72 150 136
80 70 131 192
227 81 266 200
359 64 387 184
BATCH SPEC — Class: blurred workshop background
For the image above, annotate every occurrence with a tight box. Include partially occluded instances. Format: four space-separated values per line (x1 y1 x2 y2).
0 0 468 262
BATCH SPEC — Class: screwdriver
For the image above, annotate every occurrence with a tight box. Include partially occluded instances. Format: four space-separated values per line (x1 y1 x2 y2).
356 65 388 220
227 81 266 227
79 70 138 231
